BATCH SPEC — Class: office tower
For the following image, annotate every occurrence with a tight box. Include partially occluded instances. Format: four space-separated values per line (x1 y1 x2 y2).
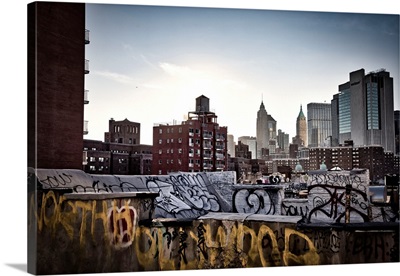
277 129 290 153
104 118 141 144
227 134 236 157
152 95 228 174
28 2 87 170
256 101 277 158
307 103 332 148
331 94 339 146
332 68 395 152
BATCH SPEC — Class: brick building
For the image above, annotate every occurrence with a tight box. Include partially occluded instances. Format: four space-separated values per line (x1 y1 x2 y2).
105 118 141 144
28 2 88 169
152 95 228 174
83 139 152 175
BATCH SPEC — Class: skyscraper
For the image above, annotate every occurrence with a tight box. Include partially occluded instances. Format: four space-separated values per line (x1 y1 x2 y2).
332 68 395 152
256 101 276 158
293 105 307 147
277 129 290 153
307 103 332 148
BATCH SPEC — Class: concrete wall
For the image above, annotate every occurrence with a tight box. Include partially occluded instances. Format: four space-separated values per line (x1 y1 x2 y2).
28 168 399 274
29 190 398 275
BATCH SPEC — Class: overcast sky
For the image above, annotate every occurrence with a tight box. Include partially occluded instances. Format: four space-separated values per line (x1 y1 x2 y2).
84 2 399 145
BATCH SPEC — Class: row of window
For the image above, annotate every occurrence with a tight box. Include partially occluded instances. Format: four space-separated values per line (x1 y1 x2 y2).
114 125 139 134
158 127 183 134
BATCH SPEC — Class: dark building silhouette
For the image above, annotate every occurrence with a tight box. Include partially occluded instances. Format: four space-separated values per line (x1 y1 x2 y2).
235 141 252 159
152 95 228 174
83 139 152 175
28 2 87 170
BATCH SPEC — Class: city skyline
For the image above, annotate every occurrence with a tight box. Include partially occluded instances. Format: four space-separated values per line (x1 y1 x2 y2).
84 3 399 146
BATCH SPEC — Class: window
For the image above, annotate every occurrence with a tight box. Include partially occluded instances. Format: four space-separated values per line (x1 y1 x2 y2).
178 138 182 143
98 157 104 162
159 129 163 134
179 127 182 133
159 149 162 154
159 160 162 164
90 166 96 171
89 156 96 162
159 139 162 144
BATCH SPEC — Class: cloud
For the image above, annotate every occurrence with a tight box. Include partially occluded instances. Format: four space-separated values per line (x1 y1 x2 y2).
94 70 134 85
159 62 201 78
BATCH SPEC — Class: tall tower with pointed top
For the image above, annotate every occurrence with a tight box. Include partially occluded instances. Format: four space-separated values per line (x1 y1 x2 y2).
295 105 307 146
256 101 277 158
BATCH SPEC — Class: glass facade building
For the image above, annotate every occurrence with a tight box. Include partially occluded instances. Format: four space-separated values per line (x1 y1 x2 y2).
332 68 394 152
307 103 332 148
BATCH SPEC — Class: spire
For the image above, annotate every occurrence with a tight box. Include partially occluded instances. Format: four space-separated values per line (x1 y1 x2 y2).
298 104 305 119
259 93 265 110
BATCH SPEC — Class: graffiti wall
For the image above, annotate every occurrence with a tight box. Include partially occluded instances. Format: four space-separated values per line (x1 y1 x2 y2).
232 185 284 215
306 170 370 223
29 191 398 275
33 169 236 219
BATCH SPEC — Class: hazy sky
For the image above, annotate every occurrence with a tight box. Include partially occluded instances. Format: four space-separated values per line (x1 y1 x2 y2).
84 2 399 145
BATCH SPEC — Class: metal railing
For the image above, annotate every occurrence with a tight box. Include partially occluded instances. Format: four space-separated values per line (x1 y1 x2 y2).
85 29 90 44
85 59 90 74
84 90 89 104
83 120 89 135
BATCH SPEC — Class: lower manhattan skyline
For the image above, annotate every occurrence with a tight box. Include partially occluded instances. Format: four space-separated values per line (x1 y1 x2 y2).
84 1 399 145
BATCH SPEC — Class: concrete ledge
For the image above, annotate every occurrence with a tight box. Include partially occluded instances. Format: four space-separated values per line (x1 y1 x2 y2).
64 191 159 200
233 184 286 190
199 212 302 223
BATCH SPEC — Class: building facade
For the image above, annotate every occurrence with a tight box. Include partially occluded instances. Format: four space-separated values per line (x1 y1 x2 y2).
28 2 87 170
277 129 290 153
293 105 307 147
152 95 228 174
227 134 236 157
256 101 277 159
83 139 152 175
104 118 141 145
307 102 332 148
332 68 395 152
